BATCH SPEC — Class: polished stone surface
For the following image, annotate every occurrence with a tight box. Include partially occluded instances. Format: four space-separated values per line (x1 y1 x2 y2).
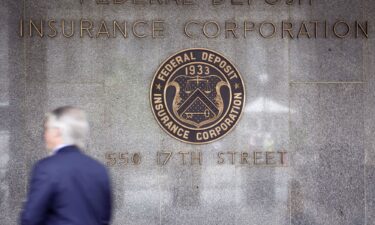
290 84 365 225
0 0 374 225
365 1 375 223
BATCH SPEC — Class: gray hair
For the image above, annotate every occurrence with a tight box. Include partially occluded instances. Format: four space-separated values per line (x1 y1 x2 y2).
45 106 90 150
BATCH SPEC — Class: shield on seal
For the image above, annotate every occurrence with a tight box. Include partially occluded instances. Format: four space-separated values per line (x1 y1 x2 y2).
166 68 231 129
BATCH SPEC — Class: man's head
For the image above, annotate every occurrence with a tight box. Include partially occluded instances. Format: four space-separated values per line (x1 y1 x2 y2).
44 106 90 151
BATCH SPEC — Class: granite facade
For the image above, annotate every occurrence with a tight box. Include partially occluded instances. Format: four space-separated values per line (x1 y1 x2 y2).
0 0 373 224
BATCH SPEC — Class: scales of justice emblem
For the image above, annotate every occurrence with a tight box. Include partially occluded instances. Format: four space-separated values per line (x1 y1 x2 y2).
151 48 245 144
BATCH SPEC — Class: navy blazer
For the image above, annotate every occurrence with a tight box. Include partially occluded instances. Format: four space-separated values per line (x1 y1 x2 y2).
21 145 112 225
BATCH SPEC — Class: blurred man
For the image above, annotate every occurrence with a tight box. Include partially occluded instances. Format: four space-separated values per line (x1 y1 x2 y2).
20 106 112 225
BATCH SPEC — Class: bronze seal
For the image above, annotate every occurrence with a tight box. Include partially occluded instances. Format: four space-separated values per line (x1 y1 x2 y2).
150 48 245 144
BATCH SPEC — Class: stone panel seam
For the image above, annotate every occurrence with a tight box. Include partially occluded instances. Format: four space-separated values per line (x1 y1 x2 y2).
42 82 105 85
290 81 366 84
287 4 292 225
363 0 368 224
22 0 27 196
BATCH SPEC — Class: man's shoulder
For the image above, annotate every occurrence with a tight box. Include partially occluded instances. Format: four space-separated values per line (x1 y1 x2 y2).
79 153 109 174
56 147 108 173
33 155 61 172
34 148 108 175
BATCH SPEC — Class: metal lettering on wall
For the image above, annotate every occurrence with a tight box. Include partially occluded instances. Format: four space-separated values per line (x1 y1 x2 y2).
105 151 288 167
150 48 245 144
17 0 370 39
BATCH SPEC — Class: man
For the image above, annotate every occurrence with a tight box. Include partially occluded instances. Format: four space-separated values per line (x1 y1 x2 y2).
20 106 112 225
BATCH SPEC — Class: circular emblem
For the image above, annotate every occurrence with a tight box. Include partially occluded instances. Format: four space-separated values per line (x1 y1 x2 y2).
150 48 245 144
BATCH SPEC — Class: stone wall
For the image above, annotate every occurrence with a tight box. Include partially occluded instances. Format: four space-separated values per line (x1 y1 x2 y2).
0 0 374 225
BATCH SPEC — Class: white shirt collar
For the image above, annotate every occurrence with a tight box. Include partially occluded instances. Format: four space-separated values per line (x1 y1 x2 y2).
51 144 72 155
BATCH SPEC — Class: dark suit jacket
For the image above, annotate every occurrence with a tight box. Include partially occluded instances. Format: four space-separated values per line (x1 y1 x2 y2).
21 145 112 225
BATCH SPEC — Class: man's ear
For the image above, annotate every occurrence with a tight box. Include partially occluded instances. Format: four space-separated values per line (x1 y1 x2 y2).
53 128 62 139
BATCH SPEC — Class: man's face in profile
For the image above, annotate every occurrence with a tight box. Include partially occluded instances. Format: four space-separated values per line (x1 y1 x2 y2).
43 120 61 151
